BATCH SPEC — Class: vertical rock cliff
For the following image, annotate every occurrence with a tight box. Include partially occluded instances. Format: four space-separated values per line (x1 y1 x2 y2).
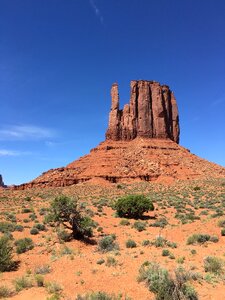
106 80 180 143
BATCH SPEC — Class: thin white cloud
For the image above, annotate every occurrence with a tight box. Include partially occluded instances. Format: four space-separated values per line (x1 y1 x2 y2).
89 0 104 24
0 149 31 156
211 96 225 107
0 125 55 141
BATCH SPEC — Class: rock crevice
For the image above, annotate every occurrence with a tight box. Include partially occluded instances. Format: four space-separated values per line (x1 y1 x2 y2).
106 80 180 143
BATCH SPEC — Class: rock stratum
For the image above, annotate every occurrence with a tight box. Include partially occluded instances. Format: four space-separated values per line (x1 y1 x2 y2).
13 80 225 189
106 81 179 143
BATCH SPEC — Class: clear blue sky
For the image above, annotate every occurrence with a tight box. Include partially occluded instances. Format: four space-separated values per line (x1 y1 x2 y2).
0 0 225 185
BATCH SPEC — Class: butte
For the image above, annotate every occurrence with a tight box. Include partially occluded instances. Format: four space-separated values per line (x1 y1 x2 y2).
14 80 225 189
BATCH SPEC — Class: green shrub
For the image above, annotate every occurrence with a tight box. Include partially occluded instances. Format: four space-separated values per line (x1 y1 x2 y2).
133 221 146 232
35 274 44 287
218 219 225 227
119 219 130 226
98 235 119 253
142 239 150 246
162 249 170 256
209 235 219 243
126 239 137 248
34 223 46 231
57 229 71 242
15 238 34 254
35 264 51 274
221 228 225 236
187 234 211 245
46 195 96 240
105 256 117 267
150 218 168 228
46 281 62 294
138 262 198 300
21 208 32 213
204 256 224 274
30 227 39 235
114 195 154 219
0 222 15 233
76 291 127 300
96 258 105 265
0 286 13 298
151 236 177 248
0 236 15 272
29 213 37 220
14 276 33 292
15 224 24 232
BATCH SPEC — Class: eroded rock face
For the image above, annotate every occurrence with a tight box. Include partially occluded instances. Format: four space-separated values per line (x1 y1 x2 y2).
0 175 5 188
106 80 180 143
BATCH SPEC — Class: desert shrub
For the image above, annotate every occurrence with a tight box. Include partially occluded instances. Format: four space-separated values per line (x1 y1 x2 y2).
14 275 33 292
39 207 48 216
114 195 154 219
5 213 16 223
0 286 14 298
21 208 32 213
221 228 225 236
133 221 146 232
15 237 34 254
30 227 39 235
126 239 137 248
162 249 170 256
148 236 177 249
218 219 225 227
193 186 201 191
98 235 119 253
186 234 211 245
204 256 224 274
24 196 32 202
105 256 117 267
45 281 62 294
35 274 44 287
142 239 150 246
119 219 130 226
177 256 185 264
138 262 198 300
35 264 51 274
150 218 168 228
0 236 15 272
96 258 105 265
57 229 71 242
76 291 127 300
15 224 24 232
46 195 96 240
33 223 46 231
0 221 15 233
97 226 103 232
29 213 37 220
209 235 219 243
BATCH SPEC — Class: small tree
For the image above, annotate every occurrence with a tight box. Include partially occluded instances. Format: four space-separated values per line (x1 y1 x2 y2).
0 236 14 272
46 195 96 240
114 195 154 219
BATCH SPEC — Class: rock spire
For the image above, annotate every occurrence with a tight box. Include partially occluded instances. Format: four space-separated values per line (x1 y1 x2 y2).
106 80 180 143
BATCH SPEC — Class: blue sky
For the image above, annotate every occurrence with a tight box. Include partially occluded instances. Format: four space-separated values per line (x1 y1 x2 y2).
0 0 225 185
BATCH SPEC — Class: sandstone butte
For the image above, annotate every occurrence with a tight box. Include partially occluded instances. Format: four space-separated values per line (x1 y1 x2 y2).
0 174 5 188
13 80 225 189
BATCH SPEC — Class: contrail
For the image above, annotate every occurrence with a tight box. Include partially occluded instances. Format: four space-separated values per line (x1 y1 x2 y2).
89 0 104 24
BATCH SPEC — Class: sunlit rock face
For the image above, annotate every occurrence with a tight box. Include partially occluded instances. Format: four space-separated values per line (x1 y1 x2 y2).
106 80 180 143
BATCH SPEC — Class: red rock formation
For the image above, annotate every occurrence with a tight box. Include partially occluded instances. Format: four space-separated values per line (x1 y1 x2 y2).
13 138 225 190
12 80 225 190
0 175 5 188
106 80 180 143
